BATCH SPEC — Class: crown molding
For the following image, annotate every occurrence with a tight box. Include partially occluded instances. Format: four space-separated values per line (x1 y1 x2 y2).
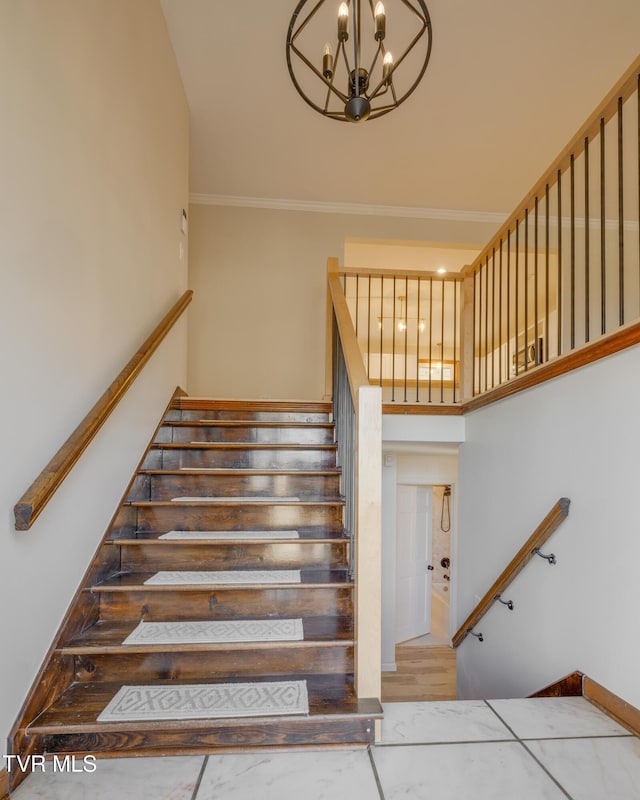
189 193 509 225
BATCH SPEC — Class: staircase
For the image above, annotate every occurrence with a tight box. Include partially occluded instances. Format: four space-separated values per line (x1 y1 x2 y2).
14 397 382 763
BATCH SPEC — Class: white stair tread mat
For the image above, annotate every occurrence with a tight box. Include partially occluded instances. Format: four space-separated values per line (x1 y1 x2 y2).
97 680 309 722
144 570 302 585
123 618 304 645
159 530 300 540
170 496 301 502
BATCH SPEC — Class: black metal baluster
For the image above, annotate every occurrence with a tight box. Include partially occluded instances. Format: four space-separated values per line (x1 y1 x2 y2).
600 117 606 335
524 209 529 371
428 277 433 402
453 278 458 403
491 248 496 386
416 277 421 403
499 239 503 384
534 198 539 364
507 230 511 378
440 278 445 402
392 275 396 402
484 257 489 391
367 275 371 377
404 275 408 403
570 153 576 349
618 96 624 326
585 137 590 343
557 170 563 357
515 222 519 376
379 277 384 387
355 274 359 337
545 184 550 362
473 270 477 396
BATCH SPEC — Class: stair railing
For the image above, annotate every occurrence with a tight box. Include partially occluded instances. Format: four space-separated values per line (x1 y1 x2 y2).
339 267 463 407
327 257 382 700
452 497 570 647
13 290 193 530
462 55 640 410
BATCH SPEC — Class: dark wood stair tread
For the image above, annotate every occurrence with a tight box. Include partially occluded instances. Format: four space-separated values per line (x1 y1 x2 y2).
174 399 332 412
27 675 381 735
92 569 353 591
139 469 341 476
150 443 337 450
126 499 344 507
107 533 349 544
162 421 334 429
61 616 355 653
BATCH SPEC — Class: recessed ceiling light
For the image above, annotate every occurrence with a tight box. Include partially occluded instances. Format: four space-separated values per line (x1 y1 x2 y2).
437 267 447 274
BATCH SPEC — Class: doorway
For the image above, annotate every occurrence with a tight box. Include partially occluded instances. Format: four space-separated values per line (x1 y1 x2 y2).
395 483 452 647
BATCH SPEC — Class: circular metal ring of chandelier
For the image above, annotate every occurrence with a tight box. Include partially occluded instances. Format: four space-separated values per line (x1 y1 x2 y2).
286 0 432 123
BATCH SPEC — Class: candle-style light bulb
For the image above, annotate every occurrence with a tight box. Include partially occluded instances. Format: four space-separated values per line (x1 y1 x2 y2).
338 3 349 42
374 2 386 41
382 51 393 83
323 43 334 79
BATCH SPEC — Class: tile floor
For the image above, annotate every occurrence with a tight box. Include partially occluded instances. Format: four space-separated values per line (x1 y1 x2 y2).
9 697 640 799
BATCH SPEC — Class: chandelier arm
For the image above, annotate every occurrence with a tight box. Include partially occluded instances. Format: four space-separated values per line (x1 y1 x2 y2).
366 39 384 84
289 0 327 43
340 36 352 80
290 42 349 103
366 21 428 101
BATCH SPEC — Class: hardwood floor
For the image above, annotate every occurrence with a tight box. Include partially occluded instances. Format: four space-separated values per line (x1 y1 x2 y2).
381 643 456 702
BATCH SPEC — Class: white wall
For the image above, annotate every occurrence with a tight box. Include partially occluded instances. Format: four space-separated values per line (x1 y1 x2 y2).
187 203 498 399
0 1 189 742
457 344 640 705
381 445 460 669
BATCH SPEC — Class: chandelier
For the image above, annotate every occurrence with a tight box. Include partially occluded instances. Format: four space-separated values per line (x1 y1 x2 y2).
378 297 426 332
286 0 432 123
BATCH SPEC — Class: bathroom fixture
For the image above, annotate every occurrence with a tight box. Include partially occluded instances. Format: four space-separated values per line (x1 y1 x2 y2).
440 484 451 532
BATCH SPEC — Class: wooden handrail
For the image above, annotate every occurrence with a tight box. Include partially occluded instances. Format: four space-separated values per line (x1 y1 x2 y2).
14 290 193 530
327 259 370 405
466 54 640 276
452 497 570 648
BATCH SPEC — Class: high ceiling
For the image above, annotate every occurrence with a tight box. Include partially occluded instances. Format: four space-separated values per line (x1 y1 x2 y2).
160 0 640 215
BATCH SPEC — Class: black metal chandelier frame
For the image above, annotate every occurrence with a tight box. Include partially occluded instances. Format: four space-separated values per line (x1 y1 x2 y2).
286 0 432 123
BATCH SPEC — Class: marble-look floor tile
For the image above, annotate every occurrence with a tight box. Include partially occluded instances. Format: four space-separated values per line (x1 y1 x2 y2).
196 749 379 800
487 697 631 739
380 700 514 744
527 736 640 799
373 741 567 799
10 756 204 800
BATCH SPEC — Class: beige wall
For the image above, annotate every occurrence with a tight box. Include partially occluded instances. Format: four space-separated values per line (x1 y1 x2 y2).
0 1 189 741
188 204 499 399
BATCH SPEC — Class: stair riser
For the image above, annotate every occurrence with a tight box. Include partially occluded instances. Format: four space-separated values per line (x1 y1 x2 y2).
119 542 349 571
143 448 337 470
128 473 341 501
132 504 344 534
156 426 334 445
97 588 354 622
73 647 354 682
41 719 374 755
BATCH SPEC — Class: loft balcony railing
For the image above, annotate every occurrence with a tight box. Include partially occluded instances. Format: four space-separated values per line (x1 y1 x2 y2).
336 56 640 412
465 55 640 407
341 268 462 407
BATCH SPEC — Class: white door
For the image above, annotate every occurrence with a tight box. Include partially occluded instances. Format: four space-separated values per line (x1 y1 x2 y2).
395 485 432 643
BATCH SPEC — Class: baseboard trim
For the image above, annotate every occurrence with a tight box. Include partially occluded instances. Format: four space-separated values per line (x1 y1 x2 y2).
1 768 9 800
583 676 640 737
